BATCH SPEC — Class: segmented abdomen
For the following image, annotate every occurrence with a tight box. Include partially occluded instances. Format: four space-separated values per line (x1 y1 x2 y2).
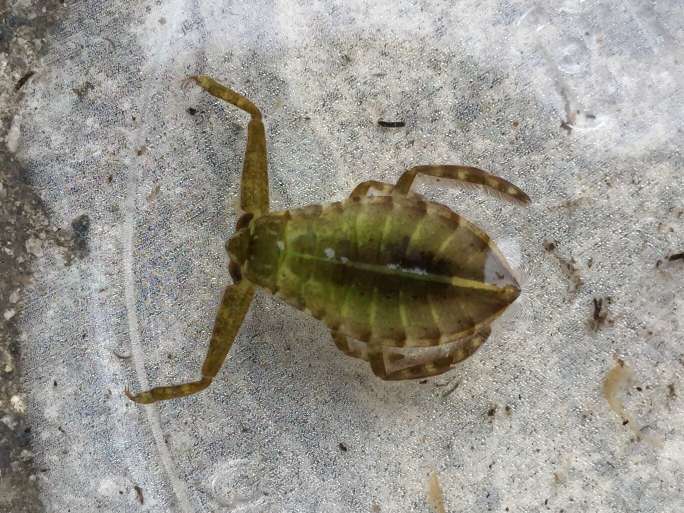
244 195 518 347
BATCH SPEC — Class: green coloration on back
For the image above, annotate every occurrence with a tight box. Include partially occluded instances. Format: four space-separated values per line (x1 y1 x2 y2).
229 194 519 347
127 76 530 404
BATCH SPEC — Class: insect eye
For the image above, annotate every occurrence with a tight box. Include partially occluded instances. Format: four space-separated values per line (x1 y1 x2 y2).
236 212 254 230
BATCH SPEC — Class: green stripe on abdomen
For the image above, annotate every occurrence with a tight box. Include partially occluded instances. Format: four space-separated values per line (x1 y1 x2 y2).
244 196 514 346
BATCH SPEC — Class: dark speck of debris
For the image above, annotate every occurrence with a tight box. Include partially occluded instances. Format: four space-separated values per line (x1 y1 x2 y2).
71 214 90 259
589 297 612 331
487 405 497 417
543 240 556 252
107 174 113 183
134 485 144 504
418 379 428 384
53 380 57 387
378 120 406 128
186 107 198 115
560 119 572 134
512 120 519 128
585 113 596 119
73 81 94 99
667 383 677 400
338 442 348 452
668 252 684 262
15 70 35 91
622 419 629 426
504 405 512 416
136 146 147 156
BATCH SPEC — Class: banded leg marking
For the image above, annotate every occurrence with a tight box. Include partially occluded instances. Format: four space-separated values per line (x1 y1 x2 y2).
395 165 530 204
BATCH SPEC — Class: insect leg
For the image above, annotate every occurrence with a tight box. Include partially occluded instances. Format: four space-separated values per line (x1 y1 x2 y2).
368 340 389 378
394 165 530 205
190 75 269 215
332 331 368 361
349 180 395 198
370 327 490 380
125 281 255 403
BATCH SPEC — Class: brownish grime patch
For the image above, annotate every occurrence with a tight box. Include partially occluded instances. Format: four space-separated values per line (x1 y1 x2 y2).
667 383 676 400
133 485 144 505
543 240 582 292
602 359 662 447
146 184 161 203
440 379 460 398
427 471 446 513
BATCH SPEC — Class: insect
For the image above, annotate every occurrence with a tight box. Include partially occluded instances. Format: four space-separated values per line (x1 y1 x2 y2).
125 76 530 404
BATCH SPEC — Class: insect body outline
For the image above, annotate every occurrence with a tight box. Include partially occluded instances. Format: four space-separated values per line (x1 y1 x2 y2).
126 75 530 404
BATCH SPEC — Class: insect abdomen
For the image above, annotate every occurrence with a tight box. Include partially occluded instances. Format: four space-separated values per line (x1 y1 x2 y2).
244 196 518 347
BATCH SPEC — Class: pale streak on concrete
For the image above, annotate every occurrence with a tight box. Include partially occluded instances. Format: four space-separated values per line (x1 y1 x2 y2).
123 156 194 513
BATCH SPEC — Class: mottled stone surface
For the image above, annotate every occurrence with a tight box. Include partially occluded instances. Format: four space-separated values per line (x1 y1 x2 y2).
8 1 684 512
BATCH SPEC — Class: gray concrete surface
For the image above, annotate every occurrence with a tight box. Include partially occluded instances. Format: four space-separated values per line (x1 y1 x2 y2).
1 2 65 512
3 1 683 512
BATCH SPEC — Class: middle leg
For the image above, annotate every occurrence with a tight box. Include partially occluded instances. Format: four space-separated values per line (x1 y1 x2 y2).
349 180 395 199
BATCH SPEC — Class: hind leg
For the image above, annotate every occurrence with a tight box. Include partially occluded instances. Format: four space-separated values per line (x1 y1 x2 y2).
394 165 530 204
332 332 368 361
368 327 490 380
